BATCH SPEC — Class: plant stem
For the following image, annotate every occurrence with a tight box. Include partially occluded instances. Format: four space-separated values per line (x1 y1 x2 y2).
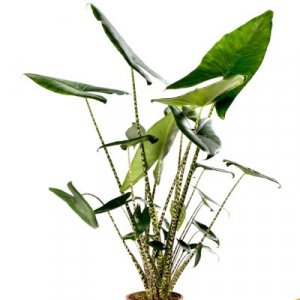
130 69 159 237
170 174 245 289
82 193 148 288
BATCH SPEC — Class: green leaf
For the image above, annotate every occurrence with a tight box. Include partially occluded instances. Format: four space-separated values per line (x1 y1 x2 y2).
170 202 186 231
148 240 165 251
98 135 158 151
90 4 167 85
120 113 178 191
133 205 151 236
152 75 245 107
168 11 273 119
177 239 191 252
194 244 203 268
49 182 98 229
125 123 146 139
122 232 137 241
94 192 131 214
25 73 128 103
193 220 220 247
223 159 281 188
162 228 169 241
170 106 221 158
196 163 235 178
182 106 198 122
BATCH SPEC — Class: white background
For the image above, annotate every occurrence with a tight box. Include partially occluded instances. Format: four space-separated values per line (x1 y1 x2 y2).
1 0 300 299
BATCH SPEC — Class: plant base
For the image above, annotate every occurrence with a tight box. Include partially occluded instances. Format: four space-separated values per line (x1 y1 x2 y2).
126 291 183 300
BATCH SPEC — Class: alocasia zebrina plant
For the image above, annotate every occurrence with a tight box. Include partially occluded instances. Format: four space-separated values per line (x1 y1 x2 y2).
26 4 280 300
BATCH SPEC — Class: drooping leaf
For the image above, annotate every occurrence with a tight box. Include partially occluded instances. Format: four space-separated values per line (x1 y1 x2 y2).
120 113 178 191
98 135 158 151
195 187 230 216
148 240 165 251
133 204 150 236
90 4 167 85
152 75 245 107
162 228 169 241
94 192 131 214
194 244 203 267
168 11 273 119
25 73 128 103
170 106 221 159
170 202 186 231
49 182 98 228
193 220 220 247
223 159 281 188
195 163 235 178
122 232 137 241
125 123 146 139
177 239 191 252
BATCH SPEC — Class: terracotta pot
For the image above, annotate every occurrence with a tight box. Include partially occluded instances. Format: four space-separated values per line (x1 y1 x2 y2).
126 291 183 300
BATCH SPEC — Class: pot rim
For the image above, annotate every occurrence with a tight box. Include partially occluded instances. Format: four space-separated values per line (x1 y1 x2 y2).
126 291 183 299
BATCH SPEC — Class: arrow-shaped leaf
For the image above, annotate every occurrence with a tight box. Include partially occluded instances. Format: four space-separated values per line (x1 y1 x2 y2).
177 239 191 252
25 73 128 103
98 135 158 151
122 232 137 241
152 75 245 107
133 204 151 236
196 163 235 178
168 11 273 119
121 113 178 191
90 4 167 85
170 106 221 159
148 240 165 251
223 159 281 188
193 220 220 247
94 192 131 214
49 182 98 228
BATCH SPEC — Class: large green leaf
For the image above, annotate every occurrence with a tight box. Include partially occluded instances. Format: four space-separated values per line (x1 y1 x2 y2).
133 204 151 236
49 182 98 228
25 73 128 103
98 135 158 151
90 4 167 85
223 159 281 188
152 75 245 107
94 192 131 214
120 113 178 192
193 220 220 247
168 10 273 118
170 106 221 159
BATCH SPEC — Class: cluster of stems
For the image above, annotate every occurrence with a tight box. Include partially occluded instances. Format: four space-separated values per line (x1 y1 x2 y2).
85 69 243 300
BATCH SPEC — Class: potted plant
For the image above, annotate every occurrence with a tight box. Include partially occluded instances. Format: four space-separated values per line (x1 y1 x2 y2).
25 4 280 300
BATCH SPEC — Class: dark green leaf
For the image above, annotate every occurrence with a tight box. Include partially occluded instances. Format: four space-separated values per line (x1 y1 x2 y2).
193 220 220 247
25 73 128 103
170 202 186 231
148 240 165 251
223 159 281 188
177 239 191 252
125 123 146 139
133 205 150 236
134 197 161 209
121 113 178 191
122 232 137 241
196 163 235 178
98 135 158 151
162 228 169 241
170 106 221 158
49 182 98 229
194 244 203 267
90 4 167 85
163 218 170 230
152 75 245 107
94 192 131 214
168 11 273 119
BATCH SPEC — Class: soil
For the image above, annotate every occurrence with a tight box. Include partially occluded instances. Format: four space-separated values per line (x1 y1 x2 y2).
126 291 182 300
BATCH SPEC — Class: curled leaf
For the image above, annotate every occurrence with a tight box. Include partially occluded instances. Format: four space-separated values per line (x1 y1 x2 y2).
195 163 235 178
90 4 167 85
193 220 220 247
98 135 158 151
224 159 281 188
25 73 128 103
